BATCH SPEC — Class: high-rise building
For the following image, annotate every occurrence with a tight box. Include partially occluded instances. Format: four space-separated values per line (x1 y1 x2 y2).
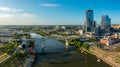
86 10 94 32
92 21 96 28
95 25 103 39
101 15 111 32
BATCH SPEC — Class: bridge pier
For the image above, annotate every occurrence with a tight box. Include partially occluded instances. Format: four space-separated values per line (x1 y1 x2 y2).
65 37 69 49
42 44 44 53
41 39 45 53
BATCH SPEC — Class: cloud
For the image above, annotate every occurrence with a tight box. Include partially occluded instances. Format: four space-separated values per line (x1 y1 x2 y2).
0 18 47 25
0 13 38 19
41 4 60 7
0 14 14 18
0 13 41 25
0 7 23 12
20 13 37 18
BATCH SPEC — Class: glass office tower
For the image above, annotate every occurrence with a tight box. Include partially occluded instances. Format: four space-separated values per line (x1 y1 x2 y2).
101 15 111 32
86 10 94 32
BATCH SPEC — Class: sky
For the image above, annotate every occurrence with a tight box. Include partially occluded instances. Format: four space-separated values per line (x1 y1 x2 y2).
0 0 120 25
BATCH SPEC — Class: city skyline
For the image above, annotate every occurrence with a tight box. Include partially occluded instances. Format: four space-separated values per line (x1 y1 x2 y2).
0 0 120 25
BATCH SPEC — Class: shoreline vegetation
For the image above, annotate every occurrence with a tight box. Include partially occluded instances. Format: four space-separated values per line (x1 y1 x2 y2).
60 39 93 55
69 39 92 55
33 29 49 36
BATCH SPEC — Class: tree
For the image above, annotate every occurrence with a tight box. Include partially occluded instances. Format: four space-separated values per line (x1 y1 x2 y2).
14 52 26 57
89 38 96 42
69 39 76 45
75 41 81 48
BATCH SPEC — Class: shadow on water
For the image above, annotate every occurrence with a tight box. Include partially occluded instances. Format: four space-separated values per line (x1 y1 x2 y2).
33 50 72 63
32 50 72 67
32 50 111 67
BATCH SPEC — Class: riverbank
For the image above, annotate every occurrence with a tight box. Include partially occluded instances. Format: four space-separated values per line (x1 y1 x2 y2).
33 29 49 36
89 46 120 67
59 39 93 55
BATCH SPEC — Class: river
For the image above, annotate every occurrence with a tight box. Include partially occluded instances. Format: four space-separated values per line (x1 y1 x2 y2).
30 33 111 67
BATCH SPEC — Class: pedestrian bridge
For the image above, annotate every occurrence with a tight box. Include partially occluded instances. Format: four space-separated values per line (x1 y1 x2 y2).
44 35 80 40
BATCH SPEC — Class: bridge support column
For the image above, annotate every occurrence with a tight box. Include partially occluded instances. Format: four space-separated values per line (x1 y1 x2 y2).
42 44 44 52
65 38 69 49
42 40 44 53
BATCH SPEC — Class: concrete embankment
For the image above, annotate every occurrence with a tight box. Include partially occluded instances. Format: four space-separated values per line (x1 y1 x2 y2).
89 46 120 67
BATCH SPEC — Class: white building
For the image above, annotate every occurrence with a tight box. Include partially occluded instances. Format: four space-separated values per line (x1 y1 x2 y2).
55 26 59 30
61 26 66 30
79 30 83 35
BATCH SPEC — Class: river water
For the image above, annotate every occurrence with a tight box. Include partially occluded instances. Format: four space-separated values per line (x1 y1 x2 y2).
30 33 111 67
